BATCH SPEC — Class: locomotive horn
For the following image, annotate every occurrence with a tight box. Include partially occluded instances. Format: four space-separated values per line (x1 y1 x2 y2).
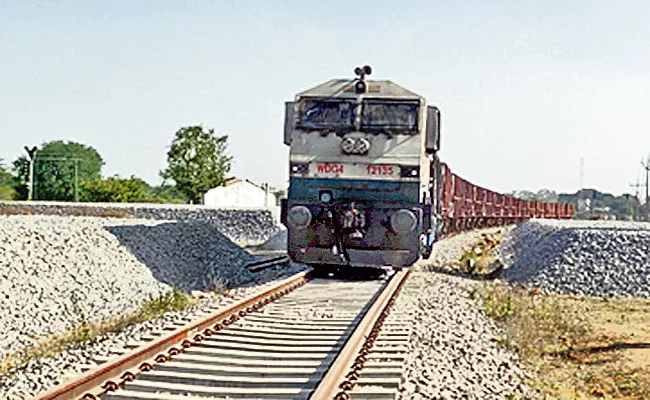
354 65 371 93
354 65 372 80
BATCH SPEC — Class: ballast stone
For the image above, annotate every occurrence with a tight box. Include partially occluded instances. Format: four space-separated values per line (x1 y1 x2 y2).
0 201 280 247
0 215 258 360
501 219 650 298
399 273 532 399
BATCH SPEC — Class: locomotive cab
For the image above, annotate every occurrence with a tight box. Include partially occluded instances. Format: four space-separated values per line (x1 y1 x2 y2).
282 67 442 268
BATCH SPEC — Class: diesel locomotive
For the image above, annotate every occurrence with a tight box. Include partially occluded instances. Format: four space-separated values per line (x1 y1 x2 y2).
281 66 442 269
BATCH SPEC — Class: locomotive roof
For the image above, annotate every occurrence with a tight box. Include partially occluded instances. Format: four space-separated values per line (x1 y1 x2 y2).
296 79 423 100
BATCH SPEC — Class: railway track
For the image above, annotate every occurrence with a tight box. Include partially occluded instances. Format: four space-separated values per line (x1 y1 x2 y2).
34 267 413 400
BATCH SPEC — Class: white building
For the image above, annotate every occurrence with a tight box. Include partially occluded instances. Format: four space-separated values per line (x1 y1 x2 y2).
203 178 278 208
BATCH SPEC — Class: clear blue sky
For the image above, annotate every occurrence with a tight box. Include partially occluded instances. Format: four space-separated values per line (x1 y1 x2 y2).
1 1 649 196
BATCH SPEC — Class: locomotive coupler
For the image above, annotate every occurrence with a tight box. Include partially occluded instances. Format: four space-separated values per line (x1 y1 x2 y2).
322 208 349 263
340 202 367 240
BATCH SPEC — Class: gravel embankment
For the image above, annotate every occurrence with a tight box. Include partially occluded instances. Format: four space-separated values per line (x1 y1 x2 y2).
501 219 650 297
0 262 306 400
398 273 532 399
0 201 280 246
402 231 533 399
417 226 511 272
0 215 274 360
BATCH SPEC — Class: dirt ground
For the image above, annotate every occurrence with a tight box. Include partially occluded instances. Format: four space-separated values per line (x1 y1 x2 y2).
543 295 650 399
584 297 650 369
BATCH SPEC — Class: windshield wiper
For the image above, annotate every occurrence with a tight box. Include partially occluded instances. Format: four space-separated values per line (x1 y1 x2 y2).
318 127 355 137
364 127 396 138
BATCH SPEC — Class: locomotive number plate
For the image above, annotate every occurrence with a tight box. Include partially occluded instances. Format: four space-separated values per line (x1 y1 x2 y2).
365 165 396 176
311 163 399 179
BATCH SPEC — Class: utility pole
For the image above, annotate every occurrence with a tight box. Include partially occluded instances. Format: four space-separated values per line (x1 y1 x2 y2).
74 159 79 202
24 146 38 201
642 155 650 221
629 182 643 221
579 157 584 193
577 156 586 217
624 194 632 220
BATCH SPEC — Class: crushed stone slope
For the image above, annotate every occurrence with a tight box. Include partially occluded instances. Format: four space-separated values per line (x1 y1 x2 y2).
501 220 650 297
0 215 257 358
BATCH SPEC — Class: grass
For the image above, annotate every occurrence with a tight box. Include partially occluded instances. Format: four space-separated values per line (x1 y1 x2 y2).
465 236 650 399
476 284 650 399
474 283 590 361
458 231 504 276
0 289 195 375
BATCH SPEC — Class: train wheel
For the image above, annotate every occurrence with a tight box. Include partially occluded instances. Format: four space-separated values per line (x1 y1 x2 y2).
455 219 462 232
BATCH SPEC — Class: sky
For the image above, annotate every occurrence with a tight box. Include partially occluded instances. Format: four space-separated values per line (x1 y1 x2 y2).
1 1 649 197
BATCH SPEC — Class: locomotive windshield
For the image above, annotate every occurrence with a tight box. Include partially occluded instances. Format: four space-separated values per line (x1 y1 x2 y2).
361 100 419 132
296 99 355 130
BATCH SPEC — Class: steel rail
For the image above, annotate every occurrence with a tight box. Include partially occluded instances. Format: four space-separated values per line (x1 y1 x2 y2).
310 268 410 399
33 270 311 400
246 255 291 272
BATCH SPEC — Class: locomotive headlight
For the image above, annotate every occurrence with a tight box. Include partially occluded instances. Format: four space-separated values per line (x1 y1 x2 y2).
341 137 371 155
356 138 371 154
390 209 417 234
354 80 367 94
287 206 312 229
341 137 356 154
400 166 420 178
290 163 308 174
319 191 333 203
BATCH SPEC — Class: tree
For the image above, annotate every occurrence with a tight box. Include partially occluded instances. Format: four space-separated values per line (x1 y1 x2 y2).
0 159 17 200
559 188 641 220
82 176 187 204
511 190 536 200
161 126 232 204
150 184 187 204
14 141 104 201
82 176 154 203
512 189 559 203
535 189 559 203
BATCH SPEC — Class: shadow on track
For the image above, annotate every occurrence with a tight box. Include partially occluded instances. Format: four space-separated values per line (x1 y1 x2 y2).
309 265 391 281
